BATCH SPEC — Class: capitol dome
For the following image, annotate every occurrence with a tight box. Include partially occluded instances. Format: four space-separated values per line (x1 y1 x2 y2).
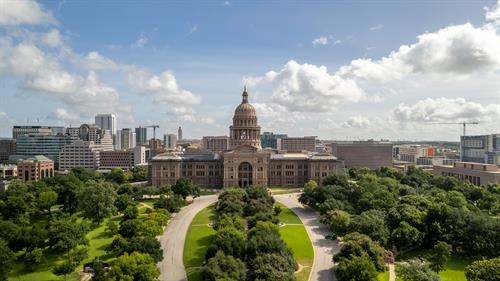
234 87 257 117
229 87 261 150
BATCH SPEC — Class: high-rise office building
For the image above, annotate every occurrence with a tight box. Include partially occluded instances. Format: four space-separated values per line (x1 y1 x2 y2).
261 132 288 149
135 127 148 145
95 114 116 145
202 136 229 152
12 126 53 139
164 134 177 149
118 128 136 149
178 126 183 140
329 141 393 169
13 134 72 164
461 134 500 165
65 124 113 150
59 140 103 170
0 139 16 161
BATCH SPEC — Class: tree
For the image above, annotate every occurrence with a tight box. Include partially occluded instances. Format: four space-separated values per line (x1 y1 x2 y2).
24 248 43 270
335 254 378 281
213 214 246 232
391 221 423 251
131 166 148 182
48 215 89 267
123 204 139 220
203 251 247 281
428 241 452 273
322 209 351 236
37 190 58 218
154 194 185 213
53 261 75 281
78 180 117 224
209 227 246 259
172 177 200 199
350 209 390 245
105 168 129 184
397 259 440 281
0 180 35 221
465 257 500 281
335 232 385 272
0 239 15 281
108 252 160 281
249 252 296 281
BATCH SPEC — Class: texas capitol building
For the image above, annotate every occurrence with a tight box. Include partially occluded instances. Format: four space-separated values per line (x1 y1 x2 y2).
151 88 344 188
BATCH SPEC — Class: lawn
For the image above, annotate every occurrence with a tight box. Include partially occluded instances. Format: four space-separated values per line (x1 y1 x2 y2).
396 249 473 281
277 203 302 224
278 205 314 281
184 206 217 280
377 271 389 281
8 216 117 281
269 187 302 195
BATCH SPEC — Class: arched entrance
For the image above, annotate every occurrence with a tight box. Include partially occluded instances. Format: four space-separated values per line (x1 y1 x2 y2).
238 162 253 188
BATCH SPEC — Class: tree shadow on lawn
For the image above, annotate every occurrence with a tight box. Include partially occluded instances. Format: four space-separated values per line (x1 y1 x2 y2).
186 230 214 266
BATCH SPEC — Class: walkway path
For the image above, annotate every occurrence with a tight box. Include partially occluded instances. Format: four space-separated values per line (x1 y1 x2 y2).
158 195 218 281
389 263 396 281
274 193 339 281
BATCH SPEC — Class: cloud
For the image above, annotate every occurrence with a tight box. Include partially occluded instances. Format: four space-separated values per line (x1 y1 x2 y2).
369 24 384 31
339 22 500 82
393 98 500 123
0 38 53 75
223 1 231 6
132 33 148 48
75 51 119 70
189 25 198 34
485 0 500 27
0 0 56 26
24 70 131 120
245 60 370 113
41 29 63 47
312 36 328 46
342 116 371 128
128 69 201 119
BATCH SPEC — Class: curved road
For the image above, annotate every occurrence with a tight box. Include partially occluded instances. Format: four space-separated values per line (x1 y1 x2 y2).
159 193 337 281
274 193 339 281
159 195 217 281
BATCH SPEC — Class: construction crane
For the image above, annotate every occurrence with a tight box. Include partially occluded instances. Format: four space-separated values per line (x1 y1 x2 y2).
429 122 479 136
144 125 160 140
427 121 479 161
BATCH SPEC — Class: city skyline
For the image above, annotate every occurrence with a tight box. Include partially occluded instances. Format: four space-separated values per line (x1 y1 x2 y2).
0 0 499 141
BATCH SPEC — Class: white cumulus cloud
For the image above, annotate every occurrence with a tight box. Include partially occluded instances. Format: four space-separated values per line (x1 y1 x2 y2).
312 36 329 46
393 97 500 123
0 0 57 26
128 69 201 119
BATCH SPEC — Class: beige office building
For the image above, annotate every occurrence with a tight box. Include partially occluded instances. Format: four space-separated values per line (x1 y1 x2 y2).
59 141 103 170
151 88 344 188
12 126 53 139
280 136 316 152
329 141 393 169
99 146 146 170
203 136 229 152
433 162 500 186
0 164 17 179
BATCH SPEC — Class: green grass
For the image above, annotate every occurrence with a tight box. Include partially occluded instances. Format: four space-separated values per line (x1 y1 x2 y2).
397 249 472 281
377 271 390 281
277 203 302 224
191 204 215 225
184 206 217 280
199 190 219 196
269 187 302 195
278 205 314 281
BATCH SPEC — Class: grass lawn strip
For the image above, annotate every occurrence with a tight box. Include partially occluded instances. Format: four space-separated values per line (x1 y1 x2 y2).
277 204 314 281
184 205 216 280
395 250 472 281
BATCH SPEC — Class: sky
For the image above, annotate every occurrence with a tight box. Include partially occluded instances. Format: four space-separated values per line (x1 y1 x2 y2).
0 0 499 141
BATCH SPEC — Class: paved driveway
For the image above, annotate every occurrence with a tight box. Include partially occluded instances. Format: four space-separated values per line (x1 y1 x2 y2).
158 195 218 281
274 193 339 281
